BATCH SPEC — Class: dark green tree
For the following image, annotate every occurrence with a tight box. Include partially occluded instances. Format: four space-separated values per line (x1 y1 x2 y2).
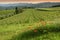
15 7 19 14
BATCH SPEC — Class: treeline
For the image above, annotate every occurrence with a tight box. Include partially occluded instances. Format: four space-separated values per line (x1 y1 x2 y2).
0 6 35 20
0 7 23 20
51 5 60 7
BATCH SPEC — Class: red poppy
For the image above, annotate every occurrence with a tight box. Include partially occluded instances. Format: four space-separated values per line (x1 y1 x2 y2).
34 29 37 32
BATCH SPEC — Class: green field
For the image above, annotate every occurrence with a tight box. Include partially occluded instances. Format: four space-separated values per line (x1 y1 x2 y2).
0 7 60 40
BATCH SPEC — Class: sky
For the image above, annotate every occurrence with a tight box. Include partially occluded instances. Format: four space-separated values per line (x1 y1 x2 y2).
0 0 60 4
0 0 60 2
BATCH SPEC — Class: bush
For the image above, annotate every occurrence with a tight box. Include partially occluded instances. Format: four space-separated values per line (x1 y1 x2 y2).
0 17 4 20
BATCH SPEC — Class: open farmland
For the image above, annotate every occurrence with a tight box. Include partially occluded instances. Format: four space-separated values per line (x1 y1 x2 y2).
0 7 60 40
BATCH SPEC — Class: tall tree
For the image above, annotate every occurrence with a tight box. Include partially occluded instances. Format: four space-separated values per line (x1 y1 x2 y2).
15 7 18 14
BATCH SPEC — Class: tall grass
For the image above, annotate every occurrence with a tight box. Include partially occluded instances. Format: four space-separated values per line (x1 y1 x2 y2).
0 7 60 40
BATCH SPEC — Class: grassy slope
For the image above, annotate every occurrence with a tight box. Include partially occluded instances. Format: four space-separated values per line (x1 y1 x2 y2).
0 8 60 40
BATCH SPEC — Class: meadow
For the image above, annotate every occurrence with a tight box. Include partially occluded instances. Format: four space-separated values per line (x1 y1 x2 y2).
0 7 60 40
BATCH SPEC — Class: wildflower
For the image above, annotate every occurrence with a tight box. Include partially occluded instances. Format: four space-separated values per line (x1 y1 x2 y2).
41 20 46 26
34 29 37 32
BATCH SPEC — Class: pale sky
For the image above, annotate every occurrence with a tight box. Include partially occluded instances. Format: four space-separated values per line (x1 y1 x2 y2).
0 0 60 2
0 0 60 4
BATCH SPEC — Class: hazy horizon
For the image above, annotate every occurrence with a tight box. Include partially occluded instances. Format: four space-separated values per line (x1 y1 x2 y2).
0 0 60 2
0 0 60 4
0 1 60 4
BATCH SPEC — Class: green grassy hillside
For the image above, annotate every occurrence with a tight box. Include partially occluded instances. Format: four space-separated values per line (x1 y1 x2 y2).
0 7 60 40
0 10 15 20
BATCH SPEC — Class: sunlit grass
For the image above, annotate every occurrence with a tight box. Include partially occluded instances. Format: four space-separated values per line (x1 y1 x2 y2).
0 7 60 40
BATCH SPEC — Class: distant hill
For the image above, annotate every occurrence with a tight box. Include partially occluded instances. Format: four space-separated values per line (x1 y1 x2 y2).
52 5 60 7
0 2 60 10
33 2 60 8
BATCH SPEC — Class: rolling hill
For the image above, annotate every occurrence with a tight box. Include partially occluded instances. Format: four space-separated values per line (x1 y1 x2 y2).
0 2 60 10
0 7 60 40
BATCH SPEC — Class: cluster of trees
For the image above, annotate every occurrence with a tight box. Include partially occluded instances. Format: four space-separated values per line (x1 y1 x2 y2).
51 5 60 7
15 7 23 14
23 7 34 9
0 7 23 20
0 6 35 20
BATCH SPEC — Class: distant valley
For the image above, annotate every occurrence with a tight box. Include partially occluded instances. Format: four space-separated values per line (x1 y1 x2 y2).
0 2 60 10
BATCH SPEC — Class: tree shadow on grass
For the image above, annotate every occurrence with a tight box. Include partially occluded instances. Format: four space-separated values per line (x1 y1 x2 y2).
11 29 48 40
11 25 60 40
